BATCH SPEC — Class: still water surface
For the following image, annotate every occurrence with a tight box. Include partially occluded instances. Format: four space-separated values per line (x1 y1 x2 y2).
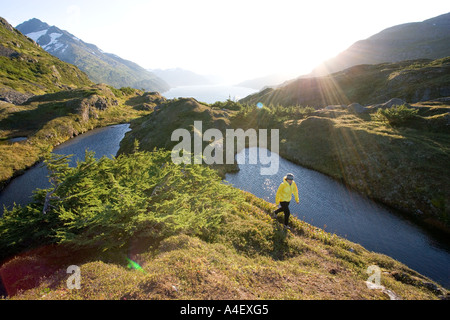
162 84 258 104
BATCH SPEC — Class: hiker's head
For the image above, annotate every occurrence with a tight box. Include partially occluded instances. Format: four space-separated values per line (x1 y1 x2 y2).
286 173 294 184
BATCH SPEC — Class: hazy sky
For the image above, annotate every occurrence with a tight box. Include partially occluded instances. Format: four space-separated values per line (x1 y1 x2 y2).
1 0 449 83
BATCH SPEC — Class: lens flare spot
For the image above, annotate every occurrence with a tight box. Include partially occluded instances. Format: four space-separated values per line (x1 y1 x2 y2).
126 258 145 273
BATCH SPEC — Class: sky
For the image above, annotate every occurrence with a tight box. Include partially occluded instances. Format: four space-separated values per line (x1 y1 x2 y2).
1 0 449 83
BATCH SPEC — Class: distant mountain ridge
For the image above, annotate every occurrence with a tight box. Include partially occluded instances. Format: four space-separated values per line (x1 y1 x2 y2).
237 72 299 90
16 18 170 92
149 68 222 87
311 12 450 76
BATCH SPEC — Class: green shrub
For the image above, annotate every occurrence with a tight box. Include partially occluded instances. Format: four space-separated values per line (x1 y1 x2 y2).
0 150 244 260
120 87 136 96
375 104 419 126
108 86 123 98
210 99 244 111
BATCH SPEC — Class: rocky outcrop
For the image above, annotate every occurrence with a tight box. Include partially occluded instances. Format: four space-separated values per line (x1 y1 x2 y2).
0 17 14 32
390 271 447 297
0 87 33 105
348 102 368 113
0 44 20 59
67 94 115 122
126 91 167 111
365 281 402 300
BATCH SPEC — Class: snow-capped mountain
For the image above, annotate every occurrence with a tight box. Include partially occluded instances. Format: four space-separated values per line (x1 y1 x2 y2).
16 18 169 92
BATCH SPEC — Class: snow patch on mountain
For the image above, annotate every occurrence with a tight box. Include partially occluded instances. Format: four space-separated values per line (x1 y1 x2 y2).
42 33 63 50
26 29 48 42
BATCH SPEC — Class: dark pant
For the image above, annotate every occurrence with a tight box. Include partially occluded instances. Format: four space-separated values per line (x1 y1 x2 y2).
275 201 290 226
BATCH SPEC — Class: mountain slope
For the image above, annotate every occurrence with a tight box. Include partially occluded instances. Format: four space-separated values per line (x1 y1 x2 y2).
240 57 450 107
0 17 92 98
16 18 170 93
311 12 450 76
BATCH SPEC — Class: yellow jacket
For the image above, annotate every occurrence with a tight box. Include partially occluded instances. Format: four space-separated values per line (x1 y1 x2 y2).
275 177 299 205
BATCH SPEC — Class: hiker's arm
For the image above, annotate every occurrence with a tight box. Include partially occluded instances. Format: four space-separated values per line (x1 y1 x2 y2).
293 182 299 203
275 184 283 205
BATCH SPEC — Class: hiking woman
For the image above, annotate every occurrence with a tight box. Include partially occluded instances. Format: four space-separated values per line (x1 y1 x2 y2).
273 173 299 227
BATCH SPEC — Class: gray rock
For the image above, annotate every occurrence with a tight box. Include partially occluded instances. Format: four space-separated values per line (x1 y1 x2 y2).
365 281 402 300
0 88 33 105
67 94 111 122
325 105 346 110
93 96 108 111
439 293 450 300
382 98 409 109
348 103 368 113
423 282 443 295
0 44 20 59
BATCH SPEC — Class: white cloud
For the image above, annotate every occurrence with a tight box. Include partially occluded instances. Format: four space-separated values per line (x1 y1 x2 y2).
66 4 81 26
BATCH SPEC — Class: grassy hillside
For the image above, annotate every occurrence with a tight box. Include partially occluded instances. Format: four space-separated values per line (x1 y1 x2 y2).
63 44 170 93
0 17 92 96
0 150 446 300
118 97 239 176
241 58 450 108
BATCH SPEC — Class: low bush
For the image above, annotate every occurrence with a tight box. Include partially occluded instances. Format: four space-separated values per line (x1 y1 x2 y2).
0 150 244 260
375 104 419 126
